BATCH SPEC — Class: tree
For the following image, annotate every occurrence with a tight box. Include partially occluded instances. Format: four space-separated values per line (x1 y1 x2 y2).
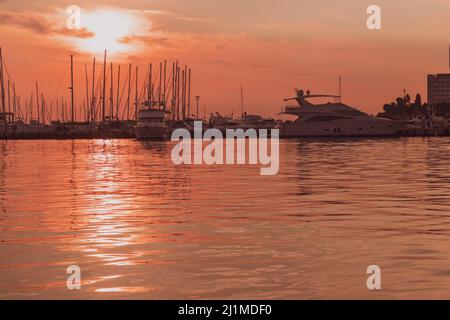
414 94 422 107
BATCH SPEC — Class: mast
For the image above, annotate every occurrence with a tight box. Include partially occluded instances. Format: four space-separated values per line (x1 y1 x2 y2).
163 60 167 109
70 54 74 123
176 66 180 120
134 65 138 120
110 62 113 120
147 63 153 107
158 62 162 107
183 65 187 119
84 63 89 122
116 64 120 119
35 81 40 124
188 68 191 118
29 92 33 122
102 50 106 122
240 84 244 117
91 58 96 122
171 62 175 119
41 94 46 125
25 99 28 123
7 80 10 116
196 96 200 119
60 96 64 122
127 64 131 121
0 48 6 123
181 69 185 119
175 61 178 119
12 83 16 122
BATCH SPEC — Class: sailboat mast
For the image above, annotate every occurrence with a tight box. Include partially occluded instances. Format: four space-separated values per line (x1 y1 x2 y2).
127 63 131 121
91 58 96 122
102 50 106 122
176 66 180 120
188 68 191 118
171 62 175 119
135 65 138 120
116 64 120 119
181 69 185 120
70 54 74 123
29 92 33 122
174 61 178 120
183 65 187 119
110 62 113 120
12 82 16 122
148 63 152 106
41 94 46 125
158 62 162 107
240 84 244 117
35 81 40 124
84 63 89 122
7 80 10 115
163 60 167 109
196 96 200 120
0 48 6 122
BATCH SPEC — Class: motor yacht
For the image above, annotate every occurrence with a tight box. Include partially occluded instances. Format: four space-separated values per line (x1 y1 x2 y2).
134 102 171 140
279 89 406 137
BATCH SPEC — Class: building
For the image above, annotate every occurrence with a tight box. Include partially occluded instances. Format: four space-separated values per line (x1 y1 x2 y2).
428 73 450 105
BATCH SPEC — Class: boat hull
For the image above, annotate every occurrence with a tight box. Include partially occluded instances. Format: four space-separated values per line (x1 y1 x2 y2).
280 118 405 137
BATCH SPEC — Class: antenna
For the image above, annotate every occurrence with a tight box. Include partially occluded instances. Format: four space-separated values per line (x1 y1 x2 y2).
339 75 342 102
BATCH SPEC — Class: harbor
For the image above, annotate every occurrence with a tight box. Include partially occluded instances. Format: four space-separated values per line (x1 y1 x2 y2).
3 0 450 303
1 48 450 140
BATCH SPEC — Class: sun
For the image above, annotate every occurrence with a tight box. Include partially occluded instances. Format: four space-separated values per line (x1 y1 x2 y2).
70 9 148 55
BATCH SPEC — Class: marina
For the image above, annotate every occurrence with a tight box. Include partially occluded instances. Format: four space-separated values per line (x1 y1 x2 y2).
1 47 449 140
2 0 450 304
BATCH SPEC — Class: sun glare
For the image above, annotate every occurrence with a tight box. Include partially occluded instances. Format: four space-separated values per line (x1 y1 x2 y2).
70 9 147 54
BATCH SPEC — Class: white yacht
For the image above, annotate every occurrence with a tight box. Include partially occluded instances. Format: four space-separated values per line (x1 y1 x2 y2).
279 89 406 137
134 104 171 140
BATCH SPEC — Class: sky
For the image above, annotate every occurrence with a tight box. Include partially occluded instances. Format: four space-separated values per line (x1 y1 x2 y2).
0 0 449 120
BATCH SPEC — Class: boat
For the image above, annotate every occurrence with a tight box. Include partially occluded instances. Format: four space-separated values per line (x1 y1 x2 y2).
279 89 406 137
209 112 244 132
239 113 277 130
134 103 171 140
171 117 208 134
402 116 449 136
0 113 7 136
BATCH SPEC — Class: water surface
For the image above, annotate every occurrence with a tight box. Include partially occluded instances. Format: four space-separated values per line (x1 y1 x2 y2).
1 137 450 299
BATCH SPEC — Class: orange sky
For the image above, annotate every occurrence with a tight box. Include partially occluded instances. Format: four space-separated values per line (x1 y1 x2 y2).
0 0 449 120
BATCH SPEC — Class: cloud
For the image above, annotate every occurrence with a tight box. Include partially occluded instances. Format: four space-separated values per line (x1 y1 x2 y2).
177 16 215 23
140 8 215 26
0 11 94 38
118 31 175 48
